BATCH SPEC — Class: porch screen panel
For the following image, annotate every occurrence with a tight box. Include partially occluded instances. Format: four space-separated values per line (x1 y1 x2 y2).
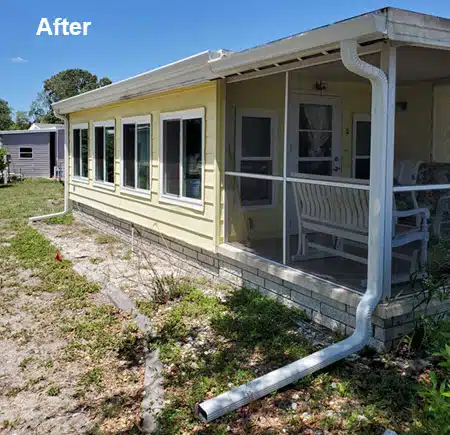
163 120 180 196
240 115 273 206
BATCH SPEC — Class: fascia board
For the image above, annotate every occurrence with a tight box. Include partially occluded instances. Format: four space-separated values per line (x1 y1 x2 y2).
387 8 450 49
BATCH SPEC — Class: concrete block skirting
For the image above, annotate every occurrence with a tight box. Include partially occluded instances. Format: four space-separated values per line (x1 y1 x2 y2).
72 201 450 352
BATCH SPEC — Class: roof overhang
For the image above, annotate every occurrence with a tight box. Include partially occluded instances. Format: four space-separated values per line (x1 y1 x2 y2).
0 128 62 135
53 50 226 115
52 7 450 115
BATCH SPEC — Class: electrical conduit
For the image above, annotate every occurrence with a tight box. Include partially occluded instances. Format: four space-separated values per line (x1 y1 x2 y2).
196 39 389 422
29 111 69 222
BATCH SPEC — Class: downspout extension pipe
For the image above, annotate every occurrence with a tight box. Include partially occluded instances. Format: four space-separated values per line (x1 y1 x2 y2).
196 39 389 423
29 111 69 222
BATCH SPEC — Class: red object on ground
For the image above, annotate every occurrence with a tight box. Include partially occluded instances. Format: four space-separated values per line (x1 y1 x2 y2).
55 252 63 262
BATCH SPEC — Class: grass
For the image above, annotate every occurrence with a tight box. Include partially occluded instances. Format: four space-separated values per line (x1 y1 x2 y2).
0 179 145 433
95 234 119 245
146 285 438 434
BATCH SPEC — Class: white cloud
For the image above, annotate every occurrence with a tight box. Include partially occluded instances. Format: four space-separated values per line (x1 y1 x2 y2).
11 57 28 63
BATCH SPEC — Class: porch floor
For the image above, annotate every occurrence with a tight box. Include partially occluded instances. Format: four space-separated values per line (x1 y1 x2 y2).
229 234 423 298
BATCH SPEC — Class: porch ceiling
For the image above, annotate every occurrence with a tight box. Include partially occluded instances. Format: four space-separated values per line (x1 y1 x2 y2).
289 46 450 85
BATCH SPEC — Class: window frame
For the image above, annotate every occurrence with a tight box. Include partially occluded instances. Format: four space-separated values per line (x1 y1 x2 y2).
352 113 371 180
93 120 116 190
120 115 152 197
236 108 277 209
71 123 89 183
159 107 205 210
19 147 33 159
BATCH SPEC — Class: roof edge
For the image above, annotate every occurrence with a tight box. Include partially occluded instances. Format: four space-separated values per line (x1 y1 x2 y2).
53 50 229 114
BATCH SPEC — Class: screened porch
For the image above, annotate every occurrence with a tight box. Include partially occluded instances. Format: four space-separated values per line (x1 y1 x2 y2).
223 43 450 298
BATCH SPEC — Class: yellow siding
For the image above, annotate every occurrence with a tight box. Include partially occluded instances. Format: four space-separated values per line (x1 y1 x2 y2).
68 82 218 251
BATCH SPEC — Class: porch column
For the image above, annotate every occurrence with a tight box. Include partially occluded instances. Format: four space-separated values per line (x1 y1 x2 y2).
381 44 397 299
282 71 289 265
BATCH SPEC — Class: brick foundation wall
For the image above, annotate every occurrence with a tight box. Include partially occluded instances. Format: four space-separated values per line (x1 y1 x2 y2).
72 201 450 352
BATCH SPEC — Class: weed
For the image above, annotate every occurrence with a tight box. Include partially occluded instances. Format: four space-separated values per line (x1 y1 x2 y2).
46 214 75 225
47 386 61 396
79 367 103 390
95 234 119 245
19 356 35 370
2 418 20 429
89 257 104 265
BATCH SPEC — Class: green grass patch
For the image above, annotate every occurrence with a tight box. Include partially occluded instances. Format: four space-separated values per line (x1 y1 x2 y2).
95 234 119 245
0 179 64 219
46 213 75 225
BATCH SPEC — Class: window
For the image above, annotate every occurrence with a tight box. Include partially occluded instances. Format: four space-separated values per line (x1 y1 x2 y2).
19 147 33 159
121 116 151 191
236 110 276 207
94 120 115 184
353 114 371 180
72 124 89 179
161 108 204 205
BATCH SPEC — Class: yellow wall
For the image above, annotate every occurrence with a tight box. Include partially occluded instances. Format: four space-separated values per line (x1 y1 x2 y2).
68 82 219 251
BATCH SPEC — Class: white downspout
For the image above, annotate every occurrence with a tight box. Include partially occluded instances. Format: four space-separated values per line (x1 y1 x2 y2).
29 111 69 222
196 39 389 423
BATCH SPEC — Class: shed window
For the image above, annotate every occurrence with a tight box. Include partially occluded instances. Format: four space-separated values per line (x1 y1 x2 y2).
19 147 33 159
94 121 115 184
121 116 151 191
161 108 204 205
72 125 89 178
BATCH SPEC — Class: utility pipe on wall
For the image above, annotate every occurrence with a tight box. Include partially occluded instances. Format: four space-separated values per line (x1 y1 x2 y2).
29 111 69 222
196 39 389 423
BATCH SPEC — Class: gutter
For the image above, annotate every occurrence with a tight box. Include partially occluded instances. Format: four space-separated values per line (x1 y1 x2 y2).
29 111 69 223
196 39 389 422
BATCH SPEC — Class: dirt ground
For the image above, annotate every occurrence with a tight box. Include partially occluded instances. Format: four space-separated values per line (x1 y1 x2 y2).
0 218 146 434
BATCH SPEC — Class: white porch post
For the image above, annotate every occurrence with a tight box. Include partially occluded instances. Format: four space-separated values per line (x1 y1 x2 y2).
282 71 289 265
381 44 397 299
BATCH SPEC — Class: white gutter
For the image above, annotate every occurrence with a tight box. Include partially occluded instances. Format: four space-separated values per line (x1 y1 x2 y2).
196 39 389 422
29 111 69 222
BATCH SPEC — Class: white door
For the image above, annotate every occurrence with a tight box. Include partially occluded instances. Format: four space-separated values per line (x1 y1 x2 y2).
287 94 341 235
289 94 341 176
352 114 371 179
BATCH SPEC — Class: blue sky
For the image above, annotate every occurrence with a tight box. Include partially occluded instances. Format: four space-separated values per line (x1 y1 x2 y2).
1 0 449 114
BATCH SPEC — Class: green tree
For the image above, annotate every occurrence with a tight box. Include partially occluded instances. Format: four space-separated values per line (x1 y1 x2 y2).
30 69 112 123
0 99 13 130
13 111 31 130
0 147 8 173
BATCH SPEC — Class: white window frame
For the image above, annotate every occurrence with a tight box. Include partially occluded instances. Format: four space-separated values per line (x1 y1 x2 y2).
352 113 371 179
71 123 89 183
120 115 152 197
93 120 115 190
19 147 33 159
235 108 277 209
159 107 205 210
